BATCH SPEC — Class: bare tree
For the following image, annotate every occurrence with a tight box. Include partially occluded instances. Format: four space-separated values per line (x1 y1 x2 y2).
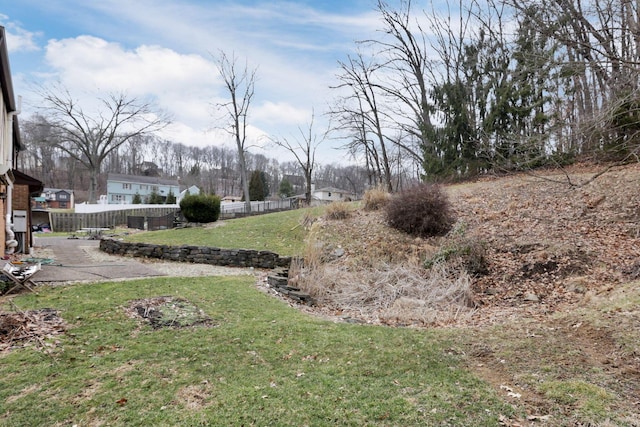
18 114 59 185
333 52 394 192
506 0 640 158
271 111 328 205
363 0 436 169
38 86 169 202
214 51 257 212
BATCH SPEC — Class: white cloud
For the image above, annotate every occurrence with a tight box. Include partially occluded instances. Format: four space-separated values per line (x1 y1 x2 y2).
253 101 311 126
44 36 218 94
43 35 222 135
0 15 41 53
9 0 386 164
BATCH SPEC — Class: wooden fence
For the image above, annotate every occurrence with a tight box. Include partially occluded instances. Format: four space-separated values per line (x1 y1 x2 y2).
49 207 179 232
127 212 177 231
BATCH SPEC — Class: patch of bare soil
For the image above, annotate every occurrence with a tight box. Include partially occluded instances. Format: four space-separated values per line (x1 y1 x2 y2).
297 162 640 424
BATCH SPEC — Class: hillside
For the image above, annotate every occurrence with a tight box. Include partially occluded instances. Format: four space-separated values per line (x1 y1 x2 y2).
298 162 640 325
291 163 640 423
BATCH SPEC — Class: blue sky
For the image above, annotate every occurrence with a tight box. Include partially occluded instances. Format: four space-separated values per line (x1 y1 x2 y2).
0 0 389 164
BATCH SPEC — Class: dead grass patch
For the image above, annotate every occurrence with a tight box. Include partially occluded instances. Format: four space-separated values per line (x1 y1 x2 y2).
176 383 214 410
296 261 475 326
5 383 42 404
323 201 352 220
362 187 391 211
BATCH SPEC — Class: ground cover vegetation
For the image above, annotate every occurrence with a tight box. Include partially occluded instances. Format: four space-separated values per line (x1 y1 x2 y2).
0 277 515 426
287 163 640 425
3 164 640 426
6 1 640 422
122 207 324 256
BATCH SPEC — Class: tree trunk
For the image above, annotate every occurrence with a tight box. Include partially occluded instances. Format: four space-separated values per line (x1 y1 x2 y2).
88 168 99 204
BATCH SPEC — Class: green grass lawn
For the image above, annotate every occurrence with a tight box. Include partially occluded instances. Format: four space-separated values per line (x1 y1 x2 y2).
0 276 516 426
122 207 325 256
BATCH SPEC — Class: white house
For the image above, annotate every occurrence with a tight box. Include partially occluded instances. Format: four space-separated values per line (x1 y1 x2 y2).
312 187 356 203
178 185 200 202
106 173 180 204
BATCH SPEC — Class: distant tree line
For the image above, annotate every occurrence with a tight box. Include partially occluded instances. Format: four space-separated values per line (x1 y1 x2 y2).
16 117 385 202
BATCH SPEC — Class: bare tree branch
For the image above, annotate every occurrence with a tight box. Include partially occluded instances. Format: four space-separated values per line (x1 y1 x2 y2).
270 110 328 204
213 50 257 211
37 85 170 202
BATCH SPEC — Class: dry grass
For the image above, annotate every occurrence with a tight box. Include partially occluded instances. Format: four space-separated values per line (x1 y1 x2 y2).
362 187 391 211
323 201 352 220
288 204 473 326
295 260 474 326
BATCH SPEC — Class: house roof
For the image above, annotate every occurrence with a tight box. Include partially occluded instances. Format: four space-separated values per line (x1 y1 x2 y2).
0 27 22 156
13 170 43 195
179 186 200 197
313 187 354 194
44 187 73 194
0 27 17 114
107 173 179 186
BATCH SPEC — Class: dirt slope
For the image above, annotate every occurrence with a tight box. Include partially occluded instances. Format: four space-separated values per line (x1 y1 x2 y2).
302 163 640 425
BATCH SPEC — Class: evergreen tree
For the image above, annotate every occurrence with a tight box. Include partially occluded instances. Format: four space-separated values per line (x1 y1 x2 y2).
279 178 294 198
165 189 177 204
147 190 164 204
132 193 142 204
248 170 267 201
260 171 270 199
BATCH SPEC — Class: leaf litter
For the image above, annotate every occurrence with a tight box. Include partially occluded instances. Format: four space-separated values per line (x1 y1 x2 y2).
126 296 213 329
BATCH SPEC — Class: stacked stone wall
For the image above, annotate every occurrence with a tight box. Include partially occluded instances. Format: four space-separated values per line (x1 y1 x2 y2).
99 238 291 269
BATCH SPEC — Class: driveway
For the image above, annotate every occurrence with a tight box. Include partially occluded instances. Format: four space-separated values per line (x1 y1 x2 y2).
27 236 166 283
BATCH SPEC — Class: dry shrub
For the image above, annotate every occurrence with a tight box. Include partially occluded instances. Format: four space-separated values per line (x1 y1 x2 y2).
291 222 325 274
299 211 316 230
385 183 455 237
324 202 351 220
425 237 488 277
363 187 391 211
296 262 474 326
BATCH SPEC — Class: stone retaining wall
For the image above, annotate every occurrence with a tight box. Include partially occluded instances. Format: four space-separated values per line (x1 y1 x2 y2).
99 238 292 269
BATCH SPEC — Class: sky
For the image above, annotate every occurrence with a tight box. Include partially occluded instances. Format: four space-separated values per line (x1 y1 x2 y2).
0 0 389 165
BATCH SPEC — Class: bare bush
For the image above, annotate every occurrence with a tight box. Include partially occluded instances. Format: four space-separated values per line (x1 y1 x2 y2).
296 261 474 326
324 202 352 220
363 187 391 211
385 183 455 237
298 211 316 230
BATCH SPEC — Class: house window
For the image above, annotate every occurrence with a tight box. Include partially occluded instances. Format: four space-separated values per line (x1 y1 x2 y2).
59 202 67 208
58 193 68 200
141 185 148 190
123 183 132 190
112 194 125 202
328 192 332 197
152 186 159 192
